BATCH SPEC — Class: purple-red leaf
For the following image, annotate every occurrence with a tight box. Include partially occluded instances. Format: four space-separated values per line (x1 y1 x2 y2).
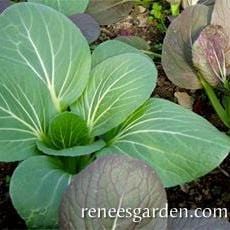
211 0 230 73
162 5 211 89
60 155 167 230
192 25 228 86
0 0 11 13
69 13 100 43
168 210 230 230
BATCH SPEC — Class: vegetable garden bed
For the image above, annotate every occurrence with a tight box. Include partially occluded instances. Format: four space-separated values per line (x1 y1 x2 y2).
0 0 229 229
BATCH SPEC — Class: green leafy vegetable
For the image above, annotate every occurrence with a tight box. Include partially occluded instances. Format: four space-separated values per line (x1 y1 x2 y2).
49 112 90 149
99 98 230 187
72 53 157 136
28 0 89 15
60 155 167 230
91 40 142 67
0 3 91 162
0 3 91 112
10 155 72 228
36 140 105 157
0 80 54 162
0 2 229 229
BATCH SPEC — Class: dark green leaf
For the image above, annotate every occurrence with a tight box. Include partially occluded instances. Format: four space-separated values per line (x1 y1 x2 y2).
49 112 90 149
36 139 105 157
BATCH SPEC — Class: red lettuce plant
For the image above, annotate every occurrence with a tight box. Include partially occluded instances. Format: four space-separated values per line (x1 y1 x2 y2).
162 0 230 128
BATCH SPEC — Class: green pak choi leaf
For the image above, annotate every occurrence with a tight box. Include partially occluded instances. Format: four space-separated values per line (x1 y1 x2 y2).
0 3 91 112
99 98 230 187
36 140 105 157
10 156 72 228
72 53 157 136
28 0 89 15
91 40 142 67
48 112 90 149
0 3 91 161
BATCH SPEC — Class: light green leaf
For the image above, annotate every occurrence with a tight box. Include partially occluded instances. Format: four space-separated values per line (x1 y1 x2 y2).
92 40 141 67
49 112 90 149
99 98 230 187
0 3 91 112
0 81 55 162
0 3 91 161
37 139 105 157
10 155 72 228
28 0 89 15
72 53 157 136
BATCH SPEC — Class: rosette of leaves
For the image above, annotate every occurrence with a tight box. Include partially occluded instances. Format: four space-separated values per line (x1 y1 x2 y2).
162 1 230 128
0 2 230 229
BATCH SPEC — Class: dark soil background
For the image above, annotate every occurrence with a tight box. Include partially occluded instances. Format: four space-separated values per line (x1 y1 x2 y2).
0 5 229 230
